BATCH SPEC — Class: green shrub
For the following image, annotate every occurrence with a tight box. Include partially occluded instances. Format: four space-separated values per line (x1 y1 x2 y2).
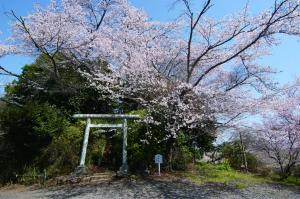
291 165 300 177
220 142 261 172
216 160 232 171
0 103 68 183
172 145 193 170
88 136 107 166
18 167 40 185
171 133 193 170
39 124 82 177
284 176 300 186
245 153 260 172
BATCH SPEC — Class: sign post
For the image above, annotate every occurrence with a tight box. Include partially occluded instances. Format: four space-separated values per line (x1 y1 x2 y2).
154 154 163 176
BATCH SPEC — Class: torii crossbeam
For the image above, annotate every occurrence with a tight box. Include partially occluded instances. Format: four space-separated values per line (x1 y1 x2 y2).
73 114 140 175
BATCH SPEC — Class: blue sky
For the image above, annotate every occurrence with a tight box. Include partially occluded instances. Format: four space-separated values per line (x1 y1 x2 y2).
1 0 300 94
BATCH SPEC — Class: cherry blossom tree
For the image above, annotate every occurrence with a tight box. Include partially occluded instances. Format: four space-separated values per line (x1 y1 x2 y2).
135 0 300 143
1 0 300 144
252 79 300 178
0 43 14 76
0 43 15 89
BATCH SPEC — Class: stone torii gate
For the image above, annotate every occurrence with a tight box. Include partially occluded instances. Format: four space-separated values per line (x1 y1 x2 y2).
73 114 140 175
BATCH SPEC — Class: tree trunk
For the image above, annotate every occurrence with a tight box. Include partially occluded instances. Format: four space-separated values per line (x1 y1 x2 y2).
168 146 174 171
239 132 248 172
167 139 175 171
280 165 293 180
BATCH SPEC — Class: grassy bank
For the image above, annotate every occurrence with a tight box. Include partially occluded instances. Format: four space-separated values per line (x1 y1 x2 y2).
181 162 299 189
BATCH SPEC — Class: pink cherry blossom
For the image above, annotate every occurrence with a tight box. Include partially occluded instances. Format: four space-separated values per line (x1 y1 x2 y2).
1 0 300 140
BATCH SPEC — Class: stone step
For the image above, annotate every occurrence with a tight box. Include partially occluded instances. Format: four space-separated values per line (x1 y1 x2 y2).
54 172 115 185
91 173 115 177
82 174 115 183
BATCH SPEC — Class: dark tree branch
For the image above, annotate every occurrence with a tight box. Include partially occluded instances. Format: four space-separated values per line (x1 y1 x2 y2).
192 1 299 87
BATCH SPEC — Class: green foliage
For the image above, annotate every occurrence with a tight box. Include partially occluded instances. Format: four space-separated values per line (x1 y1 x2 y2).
216 160 232 171
0 102 68 182
282 176 300 186
87 135 107 166
137 108 216 170
0 102 67 160
275 165 300 186
185 162 267 189
0 55 122 183
126 121 214 171
171 132 193 170
127 119 155 170
18 167 43 185
220 141 260 172
245 153 261 172
172 145 193 170
291 165 300 177
40 125 82 177
184 162 300 188
185 120 217 153
5 55 114 115
268 172 300 186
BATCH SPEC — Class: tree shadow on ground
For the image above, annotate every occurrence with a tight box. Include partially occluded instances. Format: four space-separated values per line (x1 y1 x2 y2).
44 177 242 199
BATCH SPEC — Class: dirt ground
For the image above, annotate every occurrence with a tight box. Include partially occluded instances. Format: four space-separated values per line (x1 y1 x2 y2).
0 177 299 199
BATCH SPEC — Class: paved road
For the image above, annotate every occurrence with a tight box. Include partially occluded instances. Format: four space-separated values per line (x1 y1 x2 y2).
0 178 299 199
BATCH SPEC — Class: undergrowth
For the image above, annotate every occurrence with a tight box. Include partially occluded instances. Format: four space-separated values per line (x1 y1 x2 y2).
183 161 269 189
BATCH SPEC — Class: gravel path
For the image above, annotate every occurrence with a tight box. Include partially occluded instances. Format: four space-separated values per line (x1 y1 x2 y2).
0 178 299 199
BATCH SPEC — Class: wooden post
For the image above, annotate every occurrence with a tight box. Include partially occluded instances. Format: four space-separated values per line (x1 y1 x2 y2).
79 118 91 167
158 163 161 176
42 169 47 185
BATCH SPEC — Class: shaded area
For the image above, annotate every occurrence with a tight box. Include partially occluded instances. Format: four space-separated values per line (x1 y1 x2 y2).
43 178 240 199
1 178 300 199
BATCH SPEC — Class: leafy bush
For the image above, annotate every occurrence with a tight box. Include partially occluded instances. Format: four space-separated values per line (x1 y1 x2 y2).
216 160 232 171
88 136 107 167
40 125 82 177
189 162 267 188
0 103 68 183
127 116 157 171
245 153 261 172
172 145 193 170
18 167 42 185
220 141 261 172
283 176 300 186
171 133 193 170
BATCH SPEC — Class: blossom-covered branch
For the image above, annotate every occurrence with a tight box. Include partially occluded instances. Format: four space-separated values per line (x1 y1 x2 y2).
2 0 300 140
